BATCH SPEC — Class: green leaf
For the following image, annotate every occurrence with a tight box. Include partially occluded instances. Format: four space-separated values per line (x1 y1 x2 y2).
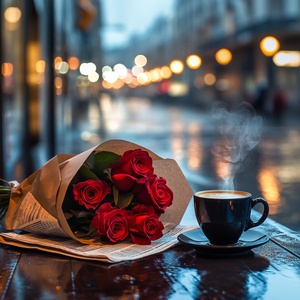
0 186 11 192
113 186 134 208
70 209 95 219
92 151 120 177
0 188 10 220
79 165 99 180
84 153 95 169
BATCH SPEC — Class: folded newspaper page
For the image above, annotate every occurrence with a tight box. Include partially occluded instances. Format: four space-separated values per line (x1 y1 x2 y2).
0 224 197 263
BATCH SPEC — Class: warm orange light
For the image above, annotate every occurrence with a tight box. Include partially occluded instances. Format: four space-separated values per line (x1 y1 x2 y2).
2 63 13 76
186 54 202 69
260 36 280 56
55 76 63 89
122 72 133 84
112 79 124 89
187 124 202 170
35 60 45 73
137 72 150 84
54 56 63 70
204 73 216 85
149 68 162 82
55 76 63 95
161 66 172 79
54 57 62 64
102 80 113 89
128 77 139 88
170 60 184 74
215 48 232 65
4 7 21 23
257 164 281 215
68 57 80 70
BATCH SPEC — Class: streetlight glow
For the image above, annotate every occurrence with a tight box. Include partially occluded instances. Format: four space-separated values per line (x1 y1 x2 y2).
170 60 184 74
273 51 300 67
215 48 232 65
4 7 21 23
260 36 280 56
161 66 172 79
186 54 202 69
134 54 147 67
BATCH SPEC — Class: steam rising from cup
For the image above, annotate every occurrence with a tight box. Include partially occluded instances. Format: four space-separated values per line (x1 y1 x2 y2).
211 102 263 190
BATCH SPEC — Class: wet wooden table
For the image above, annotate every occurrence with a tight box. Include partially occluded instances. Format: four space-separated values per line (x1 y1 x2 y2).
1 213 300 300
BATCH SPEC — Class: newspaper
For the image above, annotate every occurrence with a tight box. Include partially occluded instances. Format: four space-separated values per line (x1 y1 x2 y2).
9 192 69 237
0 223 197 263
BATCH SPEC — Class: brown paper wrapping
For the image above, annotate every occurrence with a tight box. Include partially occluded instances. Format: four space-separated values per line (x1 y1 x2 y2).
5 140 193 244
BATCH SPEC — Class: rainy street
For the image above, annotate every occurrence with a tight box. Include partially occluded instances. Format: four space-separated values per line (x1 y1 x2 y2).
62 94 300 233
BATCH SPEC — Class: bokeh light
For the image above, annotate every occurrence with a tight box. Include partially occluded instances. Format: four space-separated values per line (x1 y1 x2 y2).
88 72 99 82
58 61 69 74
68 57 79 70
161 66 172 79
103 70 118 83
114 63 128 79
215 48 232 65
134 54 147 67
260 36 280 56
80 62 96 76
273 51 300 67
149 68 162 82
170 60 184 74
102 66 112 73
2 63 13 76
35 60 46 73
4 7 21 23
132 65 144 76
204 73 216 85
186 54 202 69
54 56 62 68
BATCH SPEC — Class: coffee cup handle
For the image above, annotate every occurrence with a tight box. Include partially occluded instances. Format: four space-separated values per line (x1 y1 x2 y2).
245 197 269 231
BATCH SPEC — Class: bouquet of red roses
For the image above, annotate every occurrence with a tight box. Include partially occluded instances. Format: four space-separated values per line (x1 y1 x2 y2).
1 140 193 246
64 148 173 245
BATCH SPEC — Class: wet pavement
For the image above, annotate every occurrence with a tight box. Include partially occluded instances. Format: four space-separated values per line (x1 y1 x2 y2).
58 94 300 232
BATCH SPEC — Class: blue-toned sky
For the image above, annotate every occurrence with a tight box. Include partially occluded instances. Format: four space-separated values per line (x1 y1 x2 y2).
102 0 175 49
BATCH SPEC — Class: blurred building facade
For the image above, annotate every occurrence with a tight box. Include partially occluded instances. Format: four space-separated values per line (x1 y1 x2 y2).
170 0 300 109
108 0 300 110
0 0 103 180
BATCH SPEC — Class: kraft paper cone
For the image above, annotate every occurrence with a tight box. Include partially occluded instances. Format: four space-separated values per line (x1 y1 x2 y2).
5 139 193 244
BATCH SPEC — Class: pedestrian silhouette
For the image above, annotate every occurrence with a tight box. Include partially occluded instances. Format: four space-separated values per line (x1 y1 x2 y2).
254 83 269 116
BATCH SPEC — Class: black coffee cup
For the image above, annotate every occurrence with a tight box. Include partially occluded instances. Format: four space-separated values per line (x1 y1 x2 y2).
194 190 269 245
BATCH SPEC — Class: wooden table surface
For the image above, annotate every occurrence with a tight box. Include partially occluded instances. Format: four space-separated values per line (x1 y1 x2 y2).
1 212 300 300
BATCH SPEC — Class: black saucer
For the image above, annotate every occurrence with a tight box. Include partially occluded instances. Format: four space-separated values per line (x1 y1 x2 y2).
177 228 269 256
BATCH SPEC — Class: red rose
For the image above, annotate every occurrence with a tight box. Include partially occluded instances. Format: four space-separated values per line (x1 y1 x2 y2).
73 179 111 210
128 205 164 245
111 149 154 192
91 203 129 243
111 174 148 194
136 175 173 213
